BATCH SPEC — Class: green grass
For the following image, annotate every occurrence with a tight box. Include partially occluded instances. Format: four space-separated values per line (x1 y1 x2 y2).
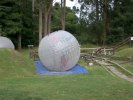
0 49 35 78
114 47 133 58
0 49 133 100
119 63 133 73
113 47 133 74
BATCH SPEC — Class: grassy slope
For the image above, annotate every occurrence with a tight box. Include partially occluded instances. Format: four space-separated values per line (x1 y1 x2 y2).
114 47 133 73
114 47 133 58
0 49 133 100
0 49 35 78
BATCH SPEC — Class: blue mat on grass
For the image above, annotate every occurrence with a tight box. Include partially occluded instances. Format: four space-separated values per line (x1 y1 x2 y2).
34 61 89 75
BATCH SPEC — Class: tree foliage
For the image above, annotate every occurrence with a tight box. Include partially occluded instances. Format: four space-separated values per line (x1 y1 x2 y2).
0 0 34 49
0 0 133 48
0 0 22 35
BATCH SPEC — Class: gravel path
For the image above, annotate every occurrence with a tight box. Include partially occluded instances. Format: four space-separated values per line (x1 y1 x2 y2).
96 60 133 83
106 66 133 83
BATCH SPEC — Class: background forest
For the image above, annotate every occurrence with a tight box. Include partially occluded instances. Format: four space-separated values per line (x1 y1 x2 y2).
0 0 133 49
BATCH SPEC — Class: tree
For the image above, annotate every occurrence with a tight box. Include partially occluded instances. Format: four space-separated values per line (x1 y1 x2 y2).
1 0 132 47
52 3 78 32
76 0 112 45
42 0 53 36
108 0 133 44
103 0 109 45
0 0 22 49
61 0 66 30
32 0 53 43
0 0 34 49
76 0 104 44
39 3 42 42
95 0 99 21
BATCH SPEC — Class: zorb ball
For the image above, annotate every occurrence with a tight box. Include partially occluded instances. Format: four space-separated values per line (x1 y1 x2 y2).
38 30 80 71
0 36 15 49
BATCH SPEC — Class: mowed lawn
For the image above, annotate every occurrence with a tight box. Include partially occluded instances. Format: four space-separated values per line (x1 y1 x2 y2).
0 49 133 100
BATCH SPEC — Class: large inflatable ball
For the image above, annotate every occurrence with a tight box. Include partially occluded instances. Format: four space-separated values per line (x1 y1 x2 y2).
38 30 80 71
0 36 15 49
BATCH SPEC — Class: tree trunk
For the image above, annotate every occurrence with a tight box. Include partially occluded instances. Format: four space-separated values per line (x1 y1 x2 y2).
32 0 35 12
61 0 66 30
47 0 53 34
103 0 109 45
43 10 48 36
43 0 53 36
39 5 42 42
95 0 99 21
18 33 21 50
47 11 51 34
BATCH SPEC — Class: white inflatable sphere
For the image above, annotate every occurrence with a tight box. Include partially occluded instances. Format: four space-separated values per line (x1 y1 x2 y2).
38 30 80 71
0 36 15 49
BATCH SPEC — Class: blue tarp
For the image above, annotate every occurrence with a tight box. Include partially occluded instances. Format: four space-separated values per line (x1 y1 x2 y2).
34 60 89 75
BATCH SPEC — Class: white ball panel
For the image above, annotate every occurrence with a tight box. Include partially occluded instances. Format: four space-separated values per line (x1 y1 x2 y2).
38 30 80 71
0 36 15 49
